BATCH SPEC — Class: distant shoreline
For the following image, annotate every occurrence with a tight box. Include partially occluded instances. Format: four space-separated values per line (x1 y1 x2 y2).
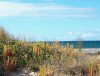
77 48 100 53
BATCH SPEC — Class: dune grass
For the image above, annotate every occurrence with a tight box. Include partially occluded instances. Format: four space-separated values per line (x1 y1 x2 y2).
0 27 100 76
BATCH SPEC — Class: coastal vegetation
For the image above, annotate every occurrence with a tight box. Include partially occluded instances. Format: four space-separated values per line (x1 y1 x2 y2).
0 27 100 76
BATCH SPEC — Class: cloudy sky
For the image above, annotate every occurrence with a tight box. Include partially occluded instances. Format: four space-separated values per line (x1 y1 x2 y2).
0 0 100 41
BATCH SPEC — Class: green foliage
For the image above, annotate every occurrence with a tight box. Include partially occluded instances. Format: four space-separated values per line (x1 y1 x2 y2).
0 27 100 76
0 43 3 64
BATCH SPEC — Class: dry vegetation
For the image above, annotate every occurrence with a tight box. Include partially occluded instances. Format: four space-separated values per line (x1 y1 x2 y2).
0 27 100 76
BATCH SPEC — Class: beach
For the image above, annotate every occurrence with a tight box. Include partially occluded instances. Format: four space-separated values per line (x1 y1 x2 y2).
82 48 100 53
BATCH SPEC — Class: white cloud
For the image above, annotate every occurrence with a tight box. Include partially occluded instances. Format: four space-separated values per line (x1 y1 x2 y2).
81 33 94 38
0 1 34 17
68 31 100 40
0 1 95 18
68 32 73 36
79 32 100 39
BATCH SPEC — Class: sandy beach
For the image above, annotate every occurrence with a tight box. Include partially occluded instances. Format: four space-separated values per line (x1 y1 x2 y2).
82 48 100 53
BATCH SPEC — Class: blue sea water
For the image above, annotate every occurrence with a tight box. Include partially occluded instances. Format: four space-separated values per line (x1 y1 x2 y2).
48 41 100 48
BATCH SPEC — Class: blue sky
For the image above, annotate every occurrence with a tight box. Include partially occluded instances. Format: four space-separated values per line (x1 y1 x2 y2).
0 0 100 41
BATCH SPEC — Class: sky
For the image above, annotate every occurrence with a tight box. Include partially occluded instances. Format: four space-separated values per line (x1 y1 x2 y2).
0 0 100 41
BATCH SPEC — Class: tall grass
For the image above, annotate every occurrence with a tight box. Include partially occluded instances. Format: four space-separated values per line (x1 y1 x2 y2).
0 27 100 76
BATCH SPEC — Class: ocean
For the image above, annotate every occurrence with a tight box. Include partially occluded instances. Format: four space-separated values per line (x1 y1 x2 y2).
47 41 100 48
